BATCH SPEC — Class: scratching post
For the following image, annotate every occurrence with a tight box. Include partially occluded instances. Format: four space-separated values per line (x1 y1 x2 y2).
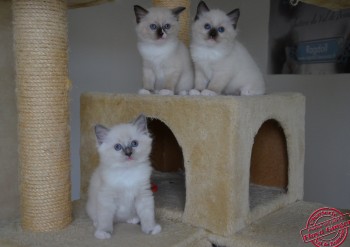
152 0 191 46
13 0 72 231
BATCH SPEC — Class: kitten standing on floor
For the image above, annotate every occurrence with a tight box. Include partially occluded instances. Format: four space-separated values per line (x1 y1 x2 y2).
190 1 265 96
134 5 194 95
86 114 161 240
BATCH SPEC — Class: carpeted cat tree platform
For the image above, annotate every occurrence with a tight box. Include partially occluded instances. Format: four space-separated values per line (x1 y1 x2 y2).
80 92 305 236
2 0 349 246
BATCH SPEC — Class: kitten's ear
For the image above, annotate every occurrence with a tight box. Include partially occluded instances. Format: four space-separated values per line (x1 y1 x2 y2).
134 5 149 24
195 1 210 21
133 114 148 133
227 8 240 29
171 6 186 20
95 124 109 145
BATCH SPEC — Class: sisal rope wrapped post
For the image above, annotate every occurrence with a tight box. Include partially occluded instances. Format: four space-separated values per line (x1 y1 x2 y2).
152 0 191 46
13 0 72 231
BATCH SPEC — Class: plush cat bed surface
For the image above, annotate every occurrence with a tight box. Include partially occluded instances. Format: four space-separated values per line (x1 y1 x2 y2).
80 93 305 236
0 206 209 247
2 201 345 247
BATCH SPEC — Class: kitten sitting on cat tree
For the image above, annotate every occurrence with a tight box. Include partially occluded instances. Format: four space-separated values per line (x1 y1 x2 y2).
134 5 194 96
190 1 265 96
86 115 161 239
134 1 265 96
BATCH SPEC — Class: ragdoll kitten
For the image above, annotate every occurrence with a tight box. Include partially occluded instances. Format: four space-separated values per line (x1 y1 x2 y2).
86 114 161 240
134 5 194 95
190 1 265 96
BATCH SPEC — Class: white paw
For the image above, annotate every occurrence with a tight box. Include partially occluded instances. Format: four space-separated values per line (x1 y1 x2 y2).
94 230 111 239
240 88 264 96
127 217 140 225
151 224 162 235
201 89 217 96
189 89 201 96
159 89 174 95
142 224 162 235
178 90 188 96
138 89 151 95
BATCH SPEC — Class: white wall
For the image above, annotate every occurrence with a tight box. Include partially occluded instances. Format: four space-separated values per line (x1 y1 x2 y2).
68 0 142 199
68 0 350 208
0 0 19 220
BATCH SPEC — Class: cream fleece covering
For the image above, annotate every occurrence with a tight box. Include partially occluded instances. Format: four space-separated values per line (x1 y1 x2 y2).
80 93 305 236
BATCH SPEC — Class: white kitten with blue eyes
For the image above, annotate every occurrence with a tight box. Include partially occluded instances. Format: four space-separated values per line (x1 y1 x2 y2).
86 114 161 240
134 5 194 95
190 1 265 96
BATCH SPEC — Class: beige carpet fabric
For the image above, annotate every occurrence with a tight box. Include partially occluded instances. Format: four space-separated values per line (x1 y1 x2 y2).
0 199 206 247
1 201 348 247
210 201 350 247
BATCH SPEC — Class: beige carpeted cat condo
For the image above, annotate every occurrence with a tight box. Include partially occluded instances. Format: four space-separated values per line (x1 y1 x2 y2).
80 92 305 237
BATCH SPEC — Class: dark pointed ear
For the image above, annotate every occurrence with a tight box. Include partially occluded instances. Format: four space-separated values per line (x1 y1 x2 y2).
195 1 210 21
227 8 240 29
95 124 109 145
133 114 148 133
172 6 186 20
134 5 149 24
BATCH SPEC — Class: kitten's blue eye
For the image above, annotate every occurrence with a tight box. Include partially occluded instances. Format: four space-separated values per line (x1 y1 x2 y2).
150 24 157 30
217 26 225 33
163 23 171 29
130 140 138 147
204 23 211 30
114 144 122 151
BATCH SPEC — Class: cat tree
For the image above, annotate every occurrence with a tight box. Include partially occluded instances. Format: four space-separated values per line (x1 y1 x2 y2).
11 0 193 234
2 0 321 246
80 93 305 236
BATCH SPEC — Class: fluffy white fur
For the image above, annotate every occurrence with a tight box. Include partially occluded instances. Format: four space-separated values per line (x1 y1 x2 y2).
190 1 265 96
134 5 194 95
86 115 161 239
